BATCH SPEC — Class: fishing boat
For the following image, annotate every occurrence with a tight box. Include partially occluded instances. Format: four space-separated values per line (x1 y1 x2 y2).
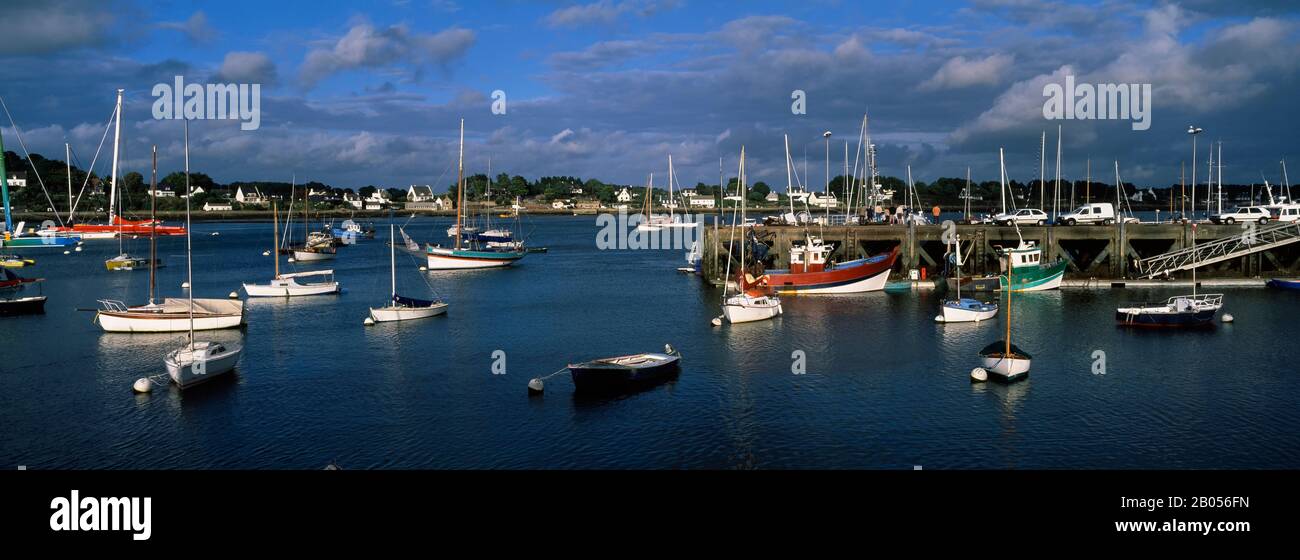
568 344 681 393
718 147 782 324
996 240 1066 292
243 201 340 297
369 223 448 322
759 236 899 294
1266 278 1300 291
43 91 186 238
95 142 245 333
426 119 527 270
292 192 337 261
0 254 34 267
164 120 243 388
976 251 1031 382
1116 224 1222 327
937 234 998 323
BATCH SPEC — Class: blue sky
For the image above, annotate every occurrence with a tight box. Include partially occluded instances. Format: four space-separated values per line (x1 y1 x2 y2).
2 0 1299 192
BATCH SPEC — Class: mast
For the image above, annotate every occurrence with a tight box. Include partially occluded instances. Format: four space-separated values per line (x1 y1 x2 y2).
965 167 971 221
66 143 74 223
999 148 1007 214
1039 130 1045 209
455 119 464 251
785 134 794 217
272 201 279 279
109 89 122 225
184 120 194 350
1216 142 1223 214
1180 163 1186 218
149 145 157 305
390 222 396 300
668 155 674 222
740 146 746 284
1054 125 1062 220
1283 159 1291 202
1005 251 1012 358
1 127 10 233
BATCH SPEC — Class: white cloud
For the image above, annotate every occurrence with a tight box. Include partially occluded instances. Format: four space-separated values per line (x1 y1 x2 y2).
299 22 476 88
919 54 1014 91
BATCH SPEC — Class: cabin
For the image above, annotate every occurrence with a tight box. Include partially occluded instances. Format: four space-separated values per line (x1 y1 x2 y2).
407 185 435 202
235 185 265 205
203 201 233 211
615 187 633 203
435 196 452 210
183 185 205 198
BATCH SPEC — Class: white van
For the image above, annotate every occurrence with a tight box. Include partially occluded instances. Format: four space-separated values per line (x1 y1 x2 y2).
1276 205 1300 223
1058 203 1116 225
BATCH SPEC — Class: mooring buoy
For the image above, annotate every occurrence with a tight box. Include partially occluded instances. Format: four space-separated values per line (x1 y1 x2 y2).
710 316 723 327
528 378 544 394
934 315 945 323
363 317 375 326
132 378 152 393
63 250 70 255
181 281 190 289
970 368 988 383
228 291 239 299
74 246 83 252
262 250 271 256
1222 313 1234 323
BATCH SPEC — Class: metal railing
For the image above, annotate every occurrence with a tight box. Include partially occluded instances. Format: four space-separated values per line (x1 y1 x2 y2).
1134 222 1300 278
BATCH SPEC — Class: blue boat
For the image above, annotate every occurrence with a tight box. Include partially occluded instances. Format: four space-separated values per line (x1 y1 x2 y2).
1266 278 1300 291
568 345 681 393
1116 294 1222 328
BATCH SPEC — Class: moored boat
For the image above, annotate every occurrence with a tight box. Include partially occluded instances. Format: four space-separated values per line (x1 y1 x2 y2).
0 295 46 316
978 341 1032 382
568 345 681 393
760 239 899 294
938 233 998 323
426 119 527 271
1266 278 1300 290
996 240 1066 292
369 223 448 322
1116 294 1221 327
0 254 34 267
244 201 340 296
165 340 242 388
95 298 245 332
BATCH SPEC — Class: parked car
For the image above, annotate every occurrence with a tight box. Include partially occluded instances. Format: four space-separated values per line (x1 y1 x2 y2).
1210 206 1272 225
991 208 1049 226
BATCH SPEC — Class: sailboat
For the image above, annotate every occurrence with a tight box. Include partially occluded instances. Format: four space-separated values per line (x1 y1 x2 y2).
243 200 340 297
43 90 185 238
976 149 1066 292
977 251 1031 382
719 147 782 325
164 120 242 388
635 173 665 231
1 128 80 249
426 119 526 270
937 233 998 323
660 155 697 228
105 143 163 271
95 141 244 333
369 223 448 322
292 187 336 261
1116 222 1222 327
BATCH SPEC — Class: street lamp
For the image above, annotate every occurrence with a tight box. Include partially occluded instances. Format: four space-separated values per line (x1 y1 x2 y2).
1190 127 1206 220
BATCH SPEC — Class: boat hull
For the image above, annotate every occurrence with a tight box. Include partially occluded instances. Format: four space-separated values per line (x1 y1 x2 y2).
369 302 448 322
292 249 335 262
165 342 242 388
1266 278 1300 291
0 296 46 316
940 299 998 323
242 279 339 297
568 353 680 393
1 236 78 248
979 355 1031 381
999 260 1067 292
763 247 899 294
1115 308 1217 327
425 247 525 270
723 294 782 324
97 311 244 332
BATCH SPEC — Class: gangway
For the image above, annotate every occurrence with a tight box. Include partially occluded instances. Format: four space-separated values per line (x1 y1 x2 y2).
1134 221 1300 278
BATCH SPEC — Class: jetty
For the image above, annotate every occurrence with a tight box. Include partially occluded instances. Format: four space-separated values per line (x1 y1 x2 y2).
698 221 1300 285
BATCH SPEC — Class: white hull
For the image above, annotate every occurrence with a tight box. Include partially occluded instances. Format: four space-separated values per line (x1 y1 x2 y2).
1008 273 1062 292
980 355 1031 379
778 267 891 294
722 294 783 324
242 279 339 297
369 302 448 322
293 250 334 262
425 251 519 270
98 312 243 333
941 305 998 323
165 342 243 388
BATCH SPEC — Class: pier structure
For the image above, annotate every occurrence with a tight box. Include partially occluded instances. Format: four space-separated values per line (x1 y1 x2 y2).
699 221 1300 285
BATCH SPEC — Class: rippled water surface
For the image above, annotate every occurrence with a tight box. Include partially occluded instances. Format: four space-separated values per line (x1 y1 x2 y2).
2 216 1298 469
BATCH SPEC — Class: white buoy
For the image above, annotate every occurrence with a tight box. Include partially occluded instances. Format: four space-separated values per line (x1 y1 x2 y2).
934 315 945 323
528 378 544 394
363 317 375 326
1222 313 1234 323
181 281 190 289
970 368 988 383
287 257 296 263
74 246 83 252
63 250 70 255
710 316 723 327
262 250 271 256
419 266 427 271
211 232 219 236
132 378 152 393
228 291 239 299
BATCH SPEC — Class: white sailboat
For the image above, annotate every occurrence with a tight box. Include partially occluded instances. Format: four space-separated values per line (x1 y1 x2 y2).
976 250 1030 382
164 120 243 388
426 119 526 270
370 223 448 323
937 233 998 323
635 172 666 231
243 200 340 297
718 147 782 325
660 155 698 228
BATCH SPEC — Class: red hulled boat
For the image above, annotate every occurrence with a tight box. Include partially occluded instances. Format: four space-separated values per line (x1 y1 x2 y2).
759 235 899 294
47 215 186 237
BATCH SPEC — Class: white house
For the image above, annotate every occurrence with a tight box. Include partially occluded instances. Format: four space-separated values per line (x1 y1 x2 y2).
235 186 265 205
6 172 26 188
153 187 176 198
615 187 633 203
765 192 780 203
343 192 363 209
434 196 452 210
688 197 716 209
203 201 233 211
407 185 435 202
552 200 574 209
182 185 205 198
364 190 390 210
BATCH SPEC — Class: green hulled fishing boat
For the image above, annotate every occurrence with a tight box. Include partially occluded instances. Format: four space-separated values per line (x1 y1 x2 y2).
997 241 1066 292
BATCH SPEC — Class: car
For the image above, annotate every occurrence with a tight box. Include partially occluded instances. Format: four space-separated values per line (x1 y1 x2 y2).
991 208 1049 226
1210 206 1272 225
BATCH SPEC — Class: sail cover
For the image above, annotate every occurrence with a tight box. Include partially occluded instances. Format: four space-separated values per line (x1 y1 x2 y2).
161 298 244 315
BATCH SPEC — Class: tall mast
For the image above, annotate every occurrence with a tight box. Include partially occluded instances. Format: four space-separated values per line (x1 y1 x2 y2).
1005 251 1012 358
965 167 971 220
1283 159 1291 202
784 134 794 216
272 201 279 279
1 127 10 233
184 120 194 350
668 154 674 222
999 148 1007 214
1216 142 1223 214
1039 130 1045 209
109 89 123 225
149 145 157 305
740 146 746 278
390 222 397 300
1054 125 1062 220
66 143 74 223
455 119 464 251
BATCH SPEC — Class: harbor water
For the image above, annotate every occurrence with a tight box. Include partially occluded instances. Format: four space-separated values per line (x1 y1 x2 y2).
2 216 1299 469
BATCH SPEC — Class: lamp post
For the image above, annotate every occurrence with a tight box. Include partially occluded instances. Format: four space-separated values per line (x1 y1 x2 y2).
1188 126 1203 221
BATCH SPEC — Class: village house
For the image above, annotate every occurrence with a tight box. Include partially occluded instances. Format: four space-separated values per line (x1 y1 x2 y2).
765 192 780 204
6 171 27 188
343 192 363 209
407 185 435 202
615 187 633 203
689 196 716 209
203 201 233 211
235 185 265 205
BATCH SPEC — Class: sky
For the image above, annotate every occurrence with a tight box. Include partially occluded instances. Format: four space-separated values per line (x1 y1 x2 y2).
1 0 1298 192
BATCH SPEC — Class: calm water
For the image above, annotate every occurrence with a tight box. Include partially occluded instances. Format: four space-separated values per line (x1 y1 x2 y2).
2 216 1299 469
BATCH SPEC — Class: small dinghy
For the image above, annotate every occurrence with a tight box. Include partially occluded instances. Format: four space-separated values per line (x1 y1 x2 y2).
0 254 35 268
568 345 681 393
939 298 998 323
978 341 1031 382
